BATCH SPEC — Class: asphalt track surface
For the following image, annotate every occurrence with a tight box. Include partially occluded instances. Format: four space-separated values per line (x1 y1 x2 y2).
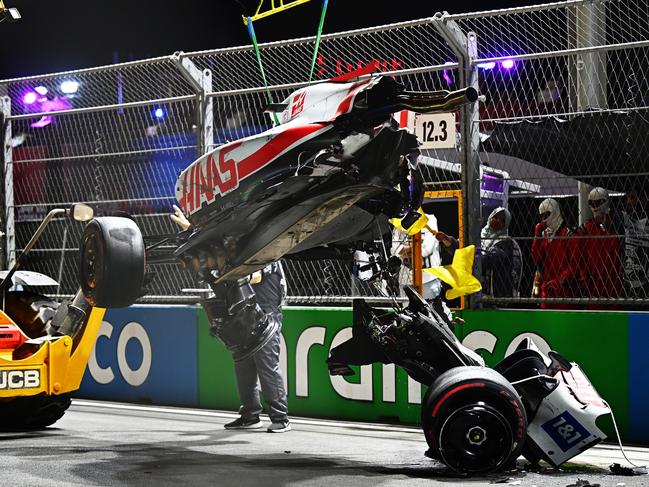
1 400 648 487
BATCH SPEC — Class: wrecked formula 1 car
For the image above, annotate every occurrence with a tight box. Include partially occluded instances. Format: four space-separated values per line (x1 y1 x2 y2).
329 284 611 473
149 66 478 360
172 69 476 284
149 67 610 473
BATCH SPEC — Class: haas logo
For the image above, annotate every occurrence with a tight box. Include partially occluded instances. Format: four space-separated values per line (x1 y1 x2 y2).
176 124 330 216
290 91 307 118
178 142 242 215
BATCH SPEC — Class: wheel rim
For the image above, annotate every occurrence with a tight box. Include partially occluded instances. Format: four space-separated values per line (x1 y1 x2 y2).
80 233 101 302
437 402 513 473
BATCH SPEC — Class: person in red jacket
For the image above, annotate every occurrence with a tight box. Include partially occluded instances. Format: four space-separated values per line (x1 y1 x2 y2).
531 198 580 309
577 187 624 308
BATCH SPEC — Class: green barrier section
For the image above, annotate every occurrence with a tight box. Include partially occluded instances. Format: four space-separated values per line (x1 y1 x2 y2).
280 307 422 423
197 307 424 424
457 309 628 439
197 306 627 440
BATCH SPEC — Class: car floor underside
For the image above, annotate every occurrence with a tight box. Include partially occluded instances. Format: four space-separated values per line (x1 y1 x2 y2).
172 123 420 285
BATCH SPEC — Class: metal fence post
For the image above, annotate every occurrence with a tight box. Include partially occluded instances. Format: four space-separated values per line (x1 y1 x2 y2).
171 53 214 156
1 96 14 270
433 14 482 308
569 3 608 224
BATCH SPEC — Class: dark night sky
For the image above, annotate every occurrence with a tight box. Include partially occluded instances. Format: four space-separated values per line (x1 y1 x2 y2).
0 0 540 79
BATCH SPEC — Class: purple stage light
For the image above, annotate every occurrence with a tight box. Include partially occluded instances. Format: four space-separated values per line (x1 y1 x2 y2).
153 107 165 119
34 86 48 95
442 61 455 86
501 59 515 70
23 92 37 104
40 96 73 112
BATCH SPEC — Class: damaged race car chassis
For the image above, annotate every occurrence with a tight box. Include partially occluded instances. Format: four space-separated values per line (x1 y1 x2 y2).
342 287 610 473
144 71 611 474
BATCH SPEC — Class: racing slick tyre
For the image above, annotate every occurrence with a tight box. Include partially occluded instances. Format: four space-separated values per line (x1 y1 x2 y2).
80 217 145 308
494 349 551 466
0 394 71 430
421 366 527 474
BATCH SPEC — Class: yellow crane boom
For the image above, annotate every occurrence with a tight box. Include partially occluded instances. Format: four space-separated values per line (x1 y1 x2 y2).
243 0 312 24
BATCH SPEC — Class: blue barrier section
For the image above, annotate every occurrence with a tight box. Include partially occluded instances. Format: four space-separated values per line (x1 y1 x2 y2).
628 313 649 443
77 305 199 406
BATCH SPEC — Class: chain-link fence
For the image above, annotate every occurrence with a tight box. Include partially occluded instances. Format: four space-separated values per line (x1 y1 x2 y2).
1 0 647 308
457 1 649 308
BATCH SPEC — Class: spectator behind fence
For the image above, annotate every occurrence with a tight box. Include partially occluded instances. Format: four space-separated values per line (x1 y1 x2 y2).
621 185 649 300
531 198 580 309
576 187 624 308
480 207 522 298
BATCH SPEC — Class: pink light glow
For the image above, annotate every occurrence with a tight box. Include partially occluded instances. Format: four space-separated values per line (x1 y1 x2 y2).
39 96 73 112
501 59 515 70
30 116 53 128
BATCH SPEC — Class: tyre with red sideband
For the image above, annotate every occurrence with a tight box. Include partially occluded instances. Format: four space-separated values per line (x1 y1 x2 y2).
80 217 145 308
421 366 527 474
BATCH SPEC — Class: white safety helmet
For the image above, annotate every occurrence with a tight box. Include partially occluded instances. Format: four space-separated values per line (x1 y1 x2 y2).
588 187 610 215
538 198 563 233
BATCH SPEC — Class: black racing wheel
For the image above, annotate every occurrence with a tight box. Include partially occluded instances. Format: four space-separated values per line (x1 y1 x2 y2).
80 217 145 308
494 349 555 466
421 366 527 474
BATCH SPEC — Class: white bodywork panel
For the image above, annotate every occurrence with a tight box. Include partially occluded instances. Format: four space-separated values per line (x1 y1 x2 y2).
277 77 377 125
526 364 610 466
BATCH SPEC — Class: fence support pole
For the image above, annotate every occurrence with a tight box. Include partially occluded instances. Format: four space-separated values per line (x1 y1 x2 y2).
568 3 607 224
172 53 214 157
1 96 14 269
433 15 482 308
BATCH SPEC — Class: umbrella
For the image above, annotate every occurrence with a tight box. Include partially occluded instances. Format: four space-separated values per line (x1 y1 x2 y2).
482 110 649 191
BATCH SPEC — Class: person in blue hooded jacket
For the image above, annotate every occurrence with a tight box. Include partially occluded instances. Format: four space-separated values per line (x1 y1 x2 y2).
436 207 522 299
480 207 522 298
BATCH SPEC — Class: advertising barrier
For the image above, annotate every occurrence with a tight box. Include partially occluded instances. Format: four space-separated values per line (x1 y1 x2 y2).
457 309 629 441
629 313 649 442
78 305 649 443
198 307 424 424
78 306 198 406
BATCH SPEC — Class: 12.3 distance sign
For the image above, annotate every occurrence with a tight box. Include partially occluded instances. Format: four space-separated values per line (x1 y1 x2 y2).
412 112 456 149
